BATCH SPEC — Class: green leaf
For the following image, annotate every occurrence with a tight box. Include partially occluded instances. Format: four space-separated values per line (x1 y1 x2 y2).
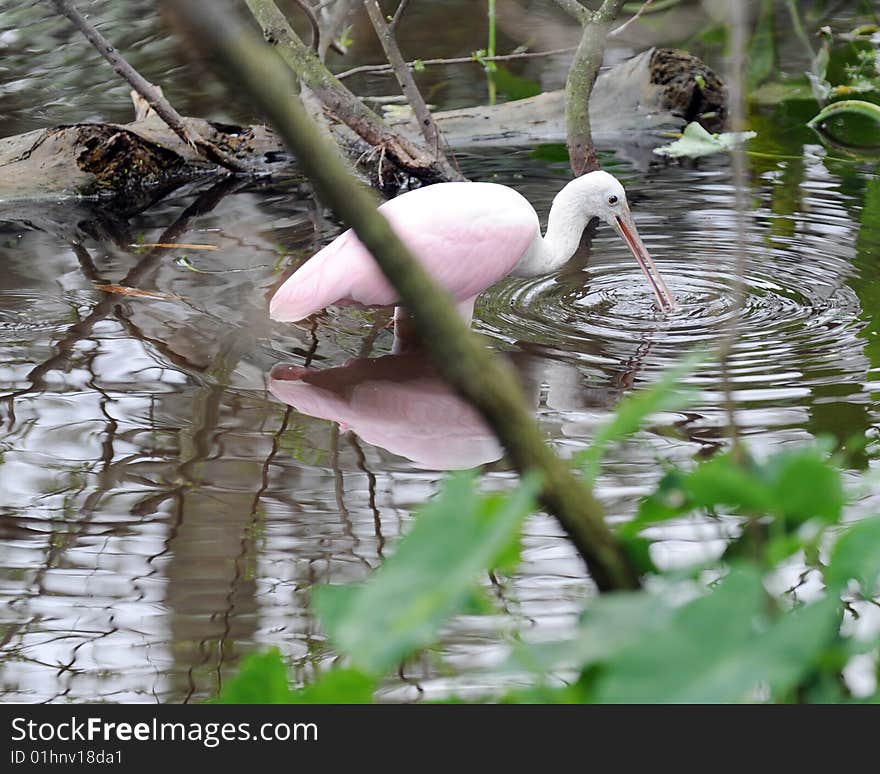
291 668 375 704
575 354 702 484
827 516 880 591
654 122 757 159
313 472 540 674
595 568 839 703
627 446 844 541
212 649 375 704
509 591 676 674
763 447 845 525
808 99 880 128
212 649 295 704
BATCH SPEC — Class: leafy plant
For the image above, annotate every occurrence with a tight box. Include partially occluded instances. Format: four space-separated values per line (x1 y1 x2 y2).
212 356 880 705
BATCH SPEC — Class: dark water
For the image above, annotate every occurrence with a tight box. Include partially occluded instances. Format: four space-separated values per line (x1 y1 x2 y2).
1 2 879 702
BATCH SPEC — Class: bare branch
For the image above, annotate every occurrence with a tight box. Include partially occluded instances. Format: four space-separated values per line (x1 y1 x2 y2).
362 0 446 159
554 0 591 24
243 0 462 182
336 46 576 80
389 0 412 32
609 0 654 38
292 0 321 52
48 0 248 173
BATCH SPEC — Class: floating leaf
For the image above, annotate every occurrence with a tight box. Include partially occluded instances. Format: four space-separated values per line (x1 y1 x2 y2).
132 242 218 250
313 473 539 674
654 122 757 159
93 283 180 300
808 99 880 128
492 66 541 101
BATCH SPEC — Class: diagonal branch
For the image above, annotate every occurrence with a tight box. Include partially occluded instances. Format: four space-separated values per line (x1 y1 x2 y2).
389 0 412 32
48 0 248 173
362 0 446 159
161 0 640 592
609 0 654 38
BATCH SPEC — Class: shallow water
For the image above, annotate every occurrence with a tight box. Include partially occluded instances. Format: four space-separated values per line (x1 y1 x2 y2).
1 2 879 702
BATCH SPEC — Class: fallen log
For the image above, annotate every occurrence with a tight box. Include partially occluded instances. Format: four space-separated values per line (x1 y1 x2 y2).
0 48 724 204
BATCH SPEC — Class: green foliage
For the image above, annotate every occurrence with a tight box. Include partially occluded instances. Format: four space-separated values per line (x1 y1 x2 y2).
630 445 845 535
827 515 880 592
213 359 880 706
592 570 839 703
313 472 540 673
654 122 757 159
212 649 375 704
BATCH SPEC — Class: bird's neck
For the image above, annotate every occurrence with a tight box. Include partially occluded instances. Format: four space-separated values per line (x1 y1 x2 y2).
514 184 592 277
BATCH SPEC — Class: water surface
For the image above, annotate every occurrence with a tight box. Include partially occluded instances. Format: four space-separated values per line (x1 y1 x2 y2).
1 2 879 702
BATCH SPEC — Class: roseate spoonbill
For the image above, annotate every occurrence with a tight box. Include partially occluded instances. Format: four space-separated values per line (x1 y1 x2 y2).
269 170 675 325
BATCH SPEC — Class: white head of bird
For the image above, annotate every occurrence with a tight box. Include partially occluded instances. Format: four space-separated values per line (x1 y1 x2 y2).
513 170 675 311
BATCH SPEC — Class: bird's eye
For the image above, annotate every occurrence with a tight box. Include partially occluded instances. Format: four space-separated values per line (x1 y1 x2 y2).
608 195 619 206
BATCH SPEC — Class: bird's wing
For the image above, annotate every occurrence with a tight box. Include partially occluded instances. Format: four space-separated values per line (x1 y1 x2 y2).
269 182 540 321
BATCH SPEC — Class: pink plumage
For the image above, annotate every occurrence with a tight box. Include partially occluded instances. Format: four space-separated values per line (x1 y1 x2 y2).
269 181 540 322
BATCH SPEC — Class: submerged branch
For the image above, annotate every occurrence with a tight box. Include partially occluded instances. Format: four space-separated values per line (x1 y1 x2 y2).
162 0 640 592
48 0 248 173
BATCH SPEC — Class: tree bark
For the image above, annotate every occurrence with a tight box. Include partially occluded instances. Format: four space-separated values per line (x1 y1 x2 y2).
561 0 628 176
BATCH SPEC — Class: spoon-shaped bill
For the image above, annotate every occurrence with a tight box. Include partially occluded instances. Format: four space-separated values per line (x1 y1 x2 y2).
613 210 676 312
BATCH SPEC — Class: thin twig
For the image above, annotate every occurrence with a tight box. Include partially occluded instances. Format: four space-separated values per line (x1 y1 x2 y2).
609 0 653 38
335 46 576 80
389 0 412 32
362 0 445 158
48 0 248 173
292 0 321 52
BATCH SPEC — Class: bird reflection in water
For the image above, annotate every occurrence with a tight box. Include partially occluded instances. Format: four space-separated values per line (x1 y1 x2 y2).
269 353 506 470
